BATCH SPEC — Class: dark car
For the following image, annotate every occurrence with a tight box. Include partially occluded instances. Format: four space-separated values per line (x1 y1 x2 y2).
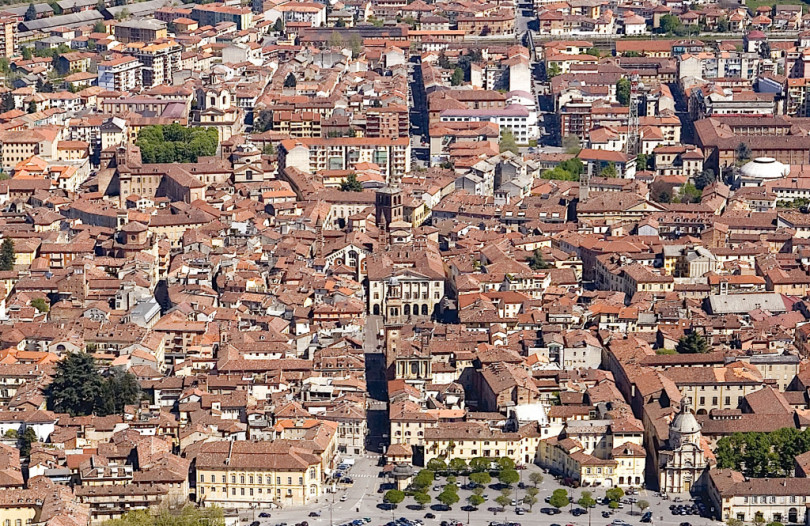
571 508 586 516
251 522 260 526
680 522 692 526
308 512 320 518
602 511 611 518
425 513 435 519
260 513 271 518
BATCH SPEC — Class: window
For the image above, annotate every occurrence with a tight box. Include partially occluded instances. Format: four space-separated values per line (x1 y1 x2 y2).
232 488 236 495
277 477 281 484
231 475 236 483
299 477 304 485
240 475 245 484
288 477 292 485
200 474 205 483
725 397 731 406
241 488 245 496
200 486 205 494
249 476 254 484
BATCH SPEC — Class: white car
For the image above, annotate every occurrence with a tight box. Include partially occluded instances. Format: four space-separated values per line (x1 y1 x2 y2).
340 495 348 502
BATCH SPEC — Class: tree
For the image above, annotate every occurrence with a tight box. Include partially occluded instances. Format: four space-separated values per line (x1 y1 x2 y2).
21 47 33 60
547 62 561 79
468 494 485 508
469 471 491 486
340 173 363 192
727 519 744 526
93 20 106 33
616 77 631 106
638 500 650 513
601 162 618 178
47 353 139 417
135 124 218 164
384 489 405 507
252 109 273 133
437 489 459 507
469 457 490 472
585 47 600 57
273 17 284 32
4 429 16 438
754 514 766 526
106 368 141 414
636 153 651 171
0 93 13 113
562 134 581 154
412 469 434 491
659 14 682 33
657 190 672 203
449 458 467 474
679 182 702 204
523 495 538 510
25 2 37 21
336 17 346 27
549 488 569 509
349 33 362 59
413 492 431 509
609 501 620 510
329 31 343 48
736 142 752 163
676 331 710 354
529 249 550 270
717 17 729 32
27 101 36 114
497 469 519 487
578 491 596 509
438 52 451 69
31 298 49 313
496 458 515 471
529 472 543 486
695 168 716 190
605 487 625 503
451 67 464 86
499 129 519 155
494 495 511 508
426 458 447 472
19 427 37 457
284 72 297 88
0 238 14 271
103 506 225 526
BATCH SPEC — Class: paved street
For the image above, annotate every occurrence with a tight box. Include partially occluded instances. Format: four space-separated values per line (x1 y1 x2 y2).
237 459 722 526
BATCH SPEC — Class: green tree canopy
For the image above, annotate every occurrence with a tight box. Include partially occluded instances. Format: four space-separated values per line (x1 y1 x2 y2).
549 488 569 508
736 142 752 163
25 3 37 21
469 471 491 486
497 469 519 486
451 67 464 86
47 354 140 417
102 506 225 526
135 124 218 164
437 489 460 507
340 173 363 192
676 331 710 354
31 298 49 313
499 129 519 154
19 427 37 457
494 495 510 508
529 472 544 486
659 14 682 33
562 134 581 154
578 491 596 509
679 182 703 203
468 494 485 507
529 249 550 270
284 72 297 88
413 492 431 508
449 458 467 473
605 487 625 502
426 458 447 472
384 489 405 505
0 238 14 271
469 457 491 472
616 77 631 106
601 162 618 178
412 469 434 490
637 500 650 511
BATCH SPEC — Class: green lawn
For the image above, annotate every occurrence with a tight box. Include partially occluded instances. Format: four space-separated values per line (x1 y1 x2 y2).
746 0 806 11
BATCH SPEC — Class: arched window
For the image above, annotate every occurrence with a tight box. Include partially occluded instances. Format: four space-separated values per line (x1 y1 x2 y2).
421 304 428 315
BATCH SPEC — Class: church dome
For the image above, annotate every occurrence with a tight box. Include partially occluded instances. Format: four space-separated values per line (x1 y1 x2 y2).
671 406 701 435
740 157 789 181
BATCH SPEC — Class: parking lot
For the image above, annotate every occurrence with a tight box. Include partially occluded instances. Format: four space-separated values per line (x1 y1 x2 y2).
236 459 723 526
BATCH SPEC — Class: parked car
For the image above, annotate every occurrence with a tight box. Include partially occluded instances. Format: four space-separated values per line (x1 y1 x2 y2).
641 512 652 523
260 513 271 518
308 512 320 518
424 513 435 519
340 495 348 502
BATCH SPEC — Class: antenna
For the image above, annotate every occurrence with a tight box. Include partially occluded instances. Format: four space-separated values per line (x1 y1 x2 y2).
625 71 642 157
